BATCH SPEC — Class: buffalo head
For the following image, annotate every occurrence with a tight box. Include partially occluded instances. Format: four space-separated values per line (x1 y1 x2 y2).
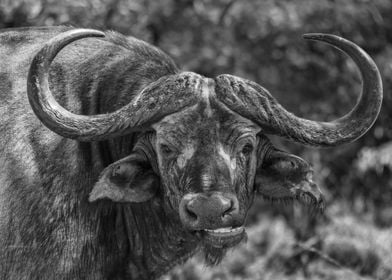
26 29 382 264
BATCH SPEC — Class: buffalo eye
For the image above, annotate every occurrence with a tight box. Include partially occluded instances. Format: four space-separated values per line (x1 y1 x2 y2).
160 144 175 157
241 143 254 156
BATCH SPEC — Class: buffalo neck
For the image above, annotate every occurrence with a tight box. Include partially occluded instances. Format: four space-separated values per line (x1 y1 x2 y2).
89 196 199 279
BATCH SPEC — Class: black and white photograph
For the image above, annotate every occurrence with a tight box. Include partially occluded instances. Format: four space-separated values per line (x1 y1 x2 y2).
0 0 390 279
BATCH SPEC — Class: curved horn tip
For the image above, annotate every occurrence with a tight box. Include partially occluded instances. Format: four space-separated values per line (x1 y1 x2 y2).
67 28 106 37
302 33 349 45
37 29 106 61
302 33 343 41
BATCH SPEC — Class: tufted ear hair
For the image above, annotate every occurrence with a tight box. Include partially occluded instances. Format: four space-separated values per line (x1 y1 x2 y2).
255 147 325 211
89 152 159 203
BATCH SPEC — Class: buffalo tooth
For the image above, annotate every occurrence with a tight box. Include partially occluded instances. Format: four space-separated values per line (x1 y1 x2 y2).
204 226 244 233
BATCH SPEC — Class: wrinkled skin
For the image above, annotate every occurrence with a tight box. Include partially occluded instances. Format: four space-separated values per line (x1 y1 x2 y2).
153 80 260 262
0 27 380 280
153 80 259 222
91 75 325 266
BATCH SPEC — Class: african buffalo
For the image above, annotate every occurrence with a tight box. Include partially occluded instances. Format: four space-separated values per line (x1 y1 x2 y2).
0 27 382 279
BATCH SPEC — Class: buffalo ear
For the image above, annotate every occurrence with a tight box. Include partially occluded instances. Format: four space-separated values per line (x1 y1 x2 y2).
255 149 324 210
89 153 159 203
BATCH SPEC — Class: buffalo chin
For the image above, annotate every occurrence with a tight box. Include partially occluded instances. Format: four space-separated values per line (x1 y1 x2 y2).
197 226 247 265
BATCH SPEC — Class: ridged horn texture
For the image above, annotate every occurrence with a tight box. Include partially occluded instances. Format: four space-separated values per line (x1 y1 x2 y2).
215 33 383 146
27 29 200 141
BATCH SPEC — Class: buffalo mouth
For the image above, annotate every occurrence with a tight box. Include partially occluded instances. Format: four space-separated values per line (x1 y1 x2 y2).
200 226 246 248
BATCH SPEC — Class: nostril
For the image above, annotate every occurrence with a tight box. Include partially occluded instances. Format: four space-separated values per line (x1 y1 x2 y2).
217 195 231 211
186 208 198 221
221 200 234 218
180 193 240 229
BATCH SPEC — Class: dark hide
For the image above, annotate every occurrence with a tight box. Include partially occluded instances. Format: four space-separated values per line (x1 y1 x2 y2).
0 27 325 279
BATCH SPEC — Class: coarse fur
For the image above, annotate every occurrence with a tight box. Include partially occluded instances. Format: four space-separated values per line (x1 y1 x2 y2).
0 26 189 279
0 26 379 280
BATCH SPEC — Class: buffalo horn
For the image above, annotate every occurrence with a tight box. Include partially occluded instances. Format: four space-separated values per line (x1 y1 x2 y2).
216 34 383 146
27 29 199 141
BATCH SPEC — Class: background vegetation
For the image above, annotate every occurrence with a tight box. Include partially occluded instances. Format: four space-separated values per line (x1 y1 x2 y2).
1 0 391 279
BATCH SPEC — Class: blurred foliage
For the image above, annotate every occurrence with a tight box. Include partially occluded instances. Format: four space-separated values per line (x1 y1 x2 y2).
1 0 392 279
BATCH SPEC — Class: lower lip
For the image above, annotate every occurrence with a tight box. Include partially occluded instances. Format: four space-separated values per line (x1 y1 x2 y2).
202 226 245 247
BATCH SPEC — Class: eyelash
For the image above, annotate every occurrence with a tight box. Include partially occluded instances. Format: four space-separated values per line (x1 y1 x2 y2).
160 144 178 158
161 144 173 153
